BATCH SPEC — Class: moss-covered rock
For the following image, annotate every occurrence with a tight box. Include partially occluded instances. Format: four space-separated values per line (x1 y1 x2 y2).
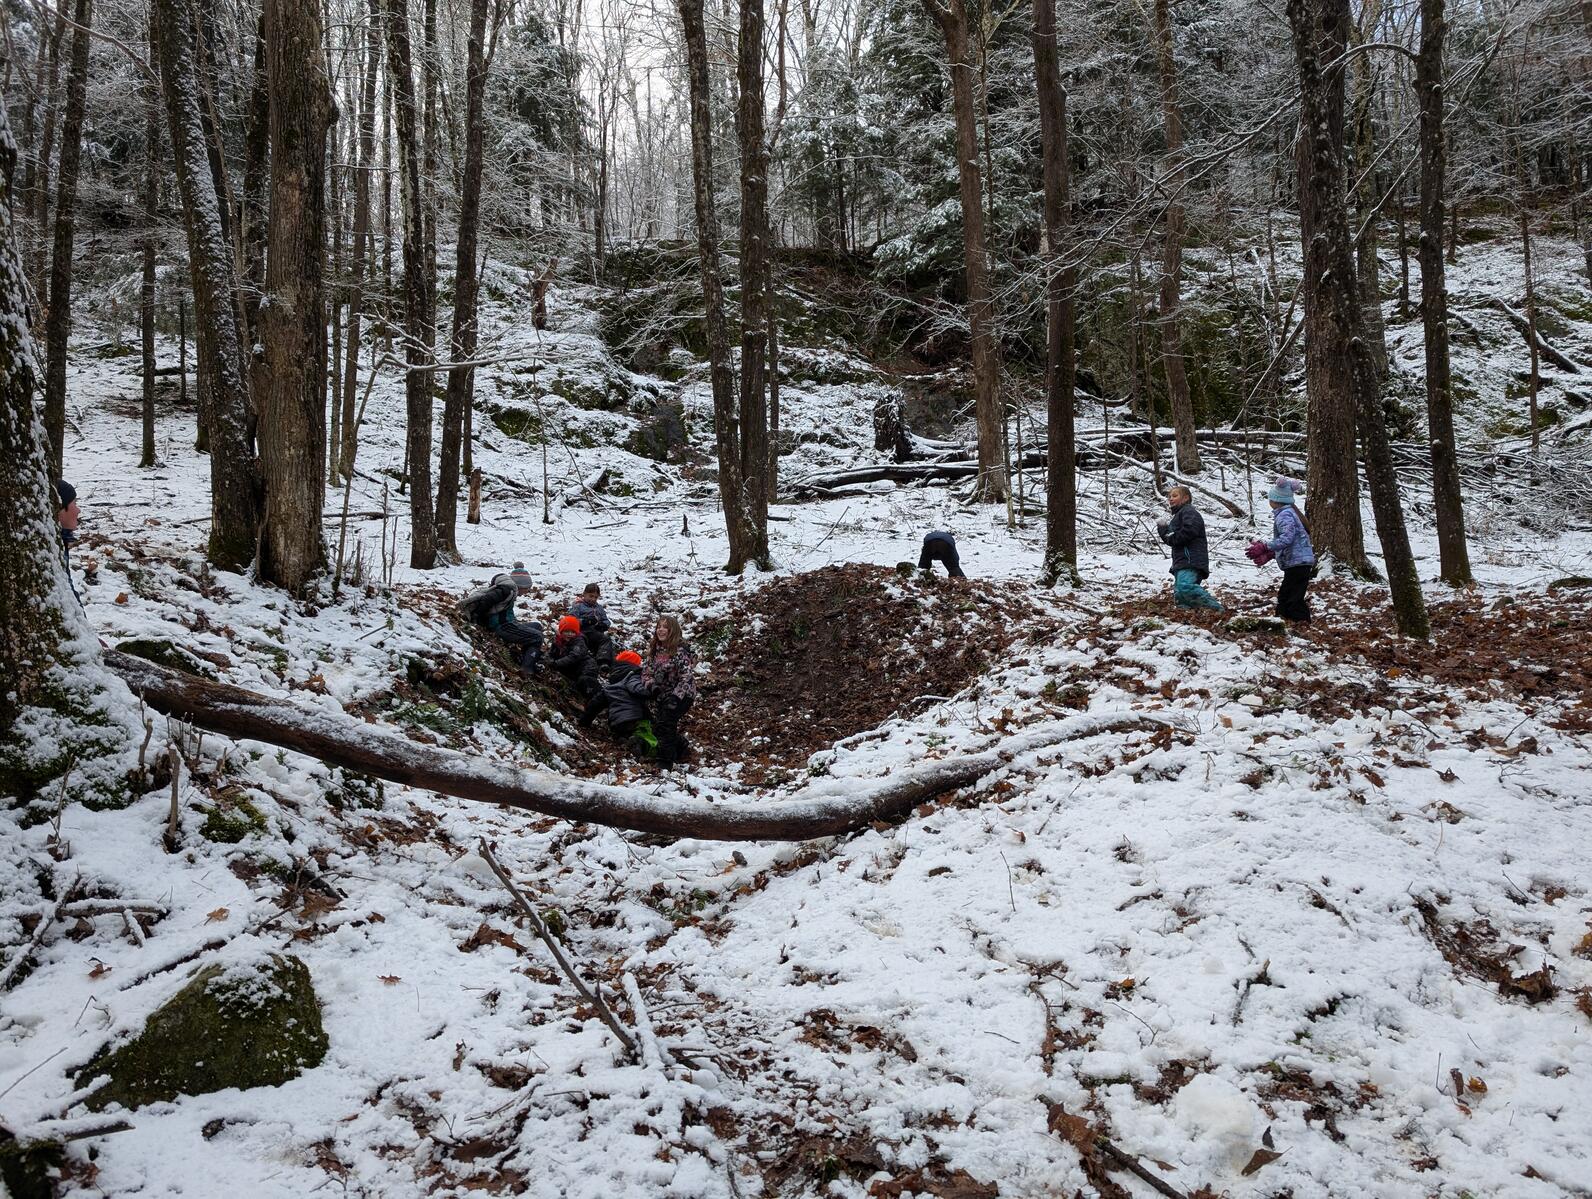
79 954 327 1111
198 783 268 843
0 1127 63 1199
624 401 689 462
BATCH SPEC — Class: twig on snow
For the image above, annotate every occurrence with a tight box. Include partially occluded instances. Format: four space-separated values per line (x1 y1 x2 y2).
477 839 638 1060
0 874 83 992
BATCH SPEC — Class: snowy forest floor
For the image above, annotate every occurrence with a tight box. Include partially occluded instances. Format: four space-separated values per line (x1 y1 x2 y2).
4 227 1592 1198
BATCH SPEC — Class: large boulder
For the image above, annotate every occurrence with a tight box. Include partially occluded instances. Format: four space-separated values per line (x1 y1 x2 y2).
79 954 327 1111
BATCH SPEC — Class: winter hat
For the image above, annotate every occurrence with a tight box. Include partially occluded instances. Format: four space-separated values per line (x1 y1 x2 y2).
509 562 534 592
615 650 643 668
557 615 581 636
1267 477 1303 505
53 480 76 510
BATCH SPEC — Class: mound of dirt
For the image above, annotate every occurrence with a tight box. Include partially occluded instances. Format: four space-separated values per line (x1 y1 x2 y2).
686 564 1048 774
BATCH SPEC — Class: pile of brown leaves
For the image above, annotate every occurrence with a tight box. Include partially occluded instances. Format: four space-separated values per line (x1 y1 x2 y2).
686 564 1053 772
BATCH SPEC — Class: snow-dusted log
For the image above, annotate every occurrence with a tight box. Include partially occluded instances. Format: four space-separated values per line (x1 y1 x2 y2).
1487 299 1583 375
107 650 1172 842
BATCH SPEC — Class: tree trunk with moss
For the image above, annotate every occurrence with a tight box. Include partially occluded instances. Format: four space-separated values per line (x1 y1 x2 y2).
0 95 136 800
153 0 262 572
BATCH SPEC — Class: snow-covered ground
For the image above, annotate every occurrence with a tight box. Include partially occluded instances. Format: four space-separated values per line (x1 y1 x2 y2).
3 232 1591 1198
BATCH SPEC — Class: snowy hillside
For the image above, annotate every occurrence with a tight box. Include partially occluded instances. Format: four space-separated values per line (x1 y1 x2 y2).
4 234 1591 1199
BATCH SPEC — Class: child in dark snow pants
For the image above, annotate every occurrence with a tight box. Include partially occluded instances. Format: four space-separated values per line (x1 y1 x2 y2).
918 531 965 578
642 616 698 769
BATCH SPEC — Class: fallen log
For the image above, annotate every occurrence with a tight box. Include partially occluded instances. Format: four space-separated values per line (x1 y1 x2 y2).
1488 299 1583 374
106 651 1173 842
1089 448 1247 518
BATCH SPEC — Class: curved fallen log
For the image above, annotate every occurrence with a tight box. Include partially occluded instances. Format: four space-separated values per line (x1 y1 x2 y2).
106 650 1172 842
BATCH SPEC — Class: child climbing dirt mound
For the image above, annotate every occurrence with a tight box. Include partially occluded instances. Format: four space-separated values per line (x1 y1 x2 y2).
687 563 1043 772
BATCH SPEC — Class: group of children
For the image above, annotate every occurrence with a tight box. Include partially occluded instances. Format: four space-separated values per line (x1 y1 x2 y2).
460 570 698 768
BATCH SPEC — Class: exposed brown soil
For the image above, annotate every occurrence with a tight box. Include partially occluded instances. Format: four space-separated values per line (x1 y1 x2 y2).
685 564 1055 775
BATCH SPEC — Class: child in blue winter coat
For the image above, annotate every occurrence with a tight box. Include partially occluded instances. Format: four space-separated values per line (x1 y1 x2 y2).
1248 478 1315 622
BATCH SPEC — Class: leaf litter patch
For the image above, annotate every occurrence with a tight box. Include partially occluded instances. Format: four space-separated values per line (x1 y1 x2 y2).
687 563 1056 776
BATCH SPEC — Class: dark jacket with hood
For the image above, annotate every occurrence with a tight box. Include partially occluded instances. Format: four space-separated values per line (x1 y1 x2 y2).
1158 503 1210 579
600 661 651 730
572 597 610 634
548 630 602 697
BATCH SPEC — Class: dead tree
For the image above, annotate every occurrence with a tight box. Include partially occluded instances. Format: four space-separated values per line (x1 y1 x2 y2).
153 0 263 571
920 0 1007 501
380 0 438 569
256 0 334 592
1149 0 1200 474
1288 0 1429 637
1415 0 1472 585
735 0 774 569
41 0 91 480
436 0 493 560
677 0 754 572
1034 0 1077 581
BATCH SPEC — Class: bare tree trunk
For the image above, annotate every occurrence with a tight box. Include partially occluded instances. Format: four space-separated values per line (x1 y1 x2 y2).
1288 0 1428 636
1521 207 1541 452
921 0 1006 501
1149 0 1200 474
241 13 269 374
1351 0 1389 384
381 0 438 569
340 1 379 483
41 0 90 481
421 0 439 327
328 103 343 489
436 0 491 558
381 65 393 333
256 0 333 593
736 0 773 569
140 82 159 470
153 0 262 571
1288 0 1367 574
1415 0 1472 586
677 0 752 571
30 1 69 310
1033 0 1076 582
